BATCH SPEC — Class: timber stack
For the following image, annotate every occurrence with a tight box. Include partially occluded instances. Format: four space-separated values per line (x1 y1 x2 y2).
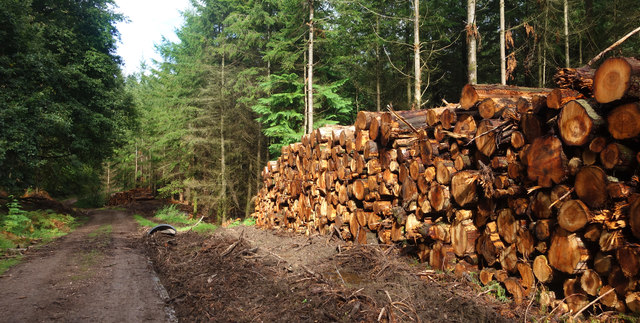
252 57 640 315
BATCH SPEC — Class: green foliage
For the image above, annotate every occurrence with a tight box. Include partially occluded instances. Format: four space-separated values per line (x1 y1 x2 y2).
227 217 256 228
154 205 193 225
3 197 32 235
482 280 510 303
0 0 134 196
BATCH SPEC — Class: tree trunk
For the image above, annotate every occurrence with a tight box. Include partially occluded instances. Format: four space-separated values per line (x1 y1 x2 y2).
307 0 314 134
499 0 506 85
564 0 569 67
413 0 421 109
220 54 227 222
467 0 477 84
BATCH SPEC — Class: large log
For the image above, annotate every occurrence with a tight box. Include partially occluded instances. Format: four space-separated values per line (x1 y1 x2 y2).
548 229 589 274
574 166 608 209
525 136 567 187
557 199 590 232
593 57 640 103
450 170 479 207
459 84 552 110
607 102 640 140
557 99 604 146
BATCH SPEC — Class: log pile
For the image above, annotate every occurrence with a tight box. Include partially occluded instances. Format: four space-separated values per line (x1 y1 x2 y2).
252 57 640 315
107 187 154 205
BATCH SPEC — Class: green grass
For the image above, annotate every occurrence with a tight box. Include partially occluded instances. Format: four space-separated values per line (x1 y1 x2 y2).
154 205 197 225
228 217 256 227
133 214 156 227
88 224 112 238
133 205 220 234
0 256 23 275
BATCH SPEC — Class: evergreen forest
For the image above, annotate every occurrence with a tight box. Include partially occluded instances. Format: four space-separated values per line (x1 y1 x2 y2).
1 0 639 221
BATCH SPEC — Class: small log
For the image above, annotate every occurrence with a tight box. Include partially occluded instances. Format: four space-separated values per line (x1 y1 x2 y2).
580 269 602 296
497 209 518 244
631 196 640 239
533 255 554 283
499 244 518 273
600 142 635 170
607 102 640 140
479 268 495 285
428 182 451 212
450 170 479 207
589 136 607 153
526 135 567 187
616 246 640 278
450 218 479 257
599 285 621 309
574 165 608 208
593 57 640 103
563 278 589 315
531 191 552 219
476 222 505 266
548 229 589 274
557 99 604 146
557 200 590 232
478 97 515 119
535 219 554 241
547 88 583 109
517 262 536 292
504 277 525 305
475 119 504 157
516 226 535 259
626 292 640 313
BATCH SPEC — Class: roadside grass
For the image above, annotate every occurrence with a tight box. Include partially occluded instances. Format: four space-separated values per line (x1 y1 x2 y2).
134 205 256 234
1 199 80 274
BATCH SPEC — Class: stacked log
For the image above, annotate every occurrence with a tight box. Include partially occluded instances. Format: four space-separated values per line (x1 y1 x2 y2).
107 187 154 205
252 57 640 315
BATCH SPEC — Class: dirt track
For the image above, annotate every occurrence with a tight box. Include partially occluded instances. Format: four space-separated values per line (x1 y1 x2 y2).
0 207 174 322
0 202 523 322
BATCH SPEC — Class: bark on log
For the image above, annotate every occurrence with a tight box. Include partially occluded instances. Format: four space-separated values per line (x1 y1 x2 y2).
460 84 552 110
547 88 583 109
554 66 595 94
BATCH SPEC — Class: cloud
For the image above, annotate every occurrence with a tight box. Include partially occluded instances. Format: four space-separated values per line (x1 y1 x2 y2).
113 0 191 75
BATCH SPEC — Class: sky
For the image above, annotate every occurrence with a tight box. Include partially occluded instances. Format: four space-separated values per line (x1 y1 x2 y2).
113 0 191 75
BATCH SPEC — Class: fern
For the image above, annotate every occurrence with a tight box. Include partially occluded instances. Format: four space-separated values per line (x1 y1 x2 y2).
3 197 32 235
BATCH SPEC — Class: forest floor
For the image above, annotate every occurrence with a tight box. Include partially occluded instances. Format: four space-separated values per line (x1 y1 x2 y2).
0 200 530 322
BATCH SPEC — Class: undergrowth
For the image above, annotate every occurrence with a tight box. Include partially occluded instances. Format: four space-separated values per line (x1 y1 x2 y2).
0 197 79 274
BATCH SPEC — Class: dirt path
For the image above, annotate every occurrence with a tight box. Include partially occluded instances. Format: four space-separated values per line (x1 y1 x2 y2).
0 208 174 322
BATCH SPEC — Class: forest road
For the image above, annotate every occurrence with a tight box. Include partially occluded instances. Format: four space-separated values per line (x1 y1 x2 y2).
0 208 174 322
